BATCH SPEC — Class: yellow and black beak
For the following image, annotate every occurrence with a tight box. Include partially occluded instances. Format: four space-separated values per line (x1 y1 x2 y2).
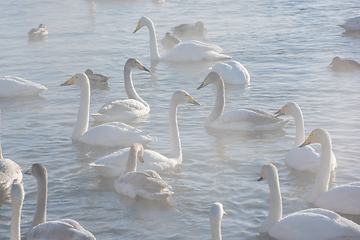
60 76 75 86
299 134 312 148
138 63 150 73
274 105 286 117
197 77 210 90
257 172 265 181
188 95 201 106
138 155 144 163
133 22 141 34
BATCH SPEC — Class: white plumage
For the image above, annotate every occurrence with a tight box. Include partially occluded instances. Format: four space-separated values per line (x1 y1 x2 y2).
339 16 360 31
210 60 250 85
0 76 47 97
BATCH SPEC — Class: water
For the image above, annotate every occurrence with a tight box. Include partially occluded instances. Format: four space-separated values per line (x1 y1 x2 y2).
1 0 360 239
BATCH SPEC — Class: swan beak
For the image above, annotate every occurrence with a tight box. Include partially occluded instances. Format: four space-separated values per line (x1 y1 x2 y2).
138 155 144 163
299 134 312 148
274 106 285 117
197 77 209 90
60 76 75 86
24 170 31 175
257 172 264 181
138 63 150 72
133 22 141 34
188 95 201 105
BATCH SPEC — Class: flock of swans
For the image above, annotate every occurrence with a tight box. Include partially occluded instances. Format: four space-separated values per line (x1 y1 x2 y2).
1 15 360 240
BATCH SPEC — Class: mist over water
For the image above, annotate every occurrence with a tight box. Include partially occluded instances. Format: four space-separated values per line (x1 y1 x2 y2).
1 0 360 239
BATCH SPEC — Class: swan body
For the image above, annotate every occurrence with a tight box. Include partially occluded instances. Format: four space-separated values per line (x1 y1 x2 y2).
10 182 24 240
329 56 360 72
197 72 289 131
339 16 360 31
275 102 336 172
210 60 250 85
258 163 360 239
85 69 109 84
172 21 206 37
28 24 48 36
61 73 155 147
134 17 231 62
161 32 181 50
90 90 200 177
209 202 225 240
300 128 360 215
114 143 173 200
91 58 150 122
0 76 47 97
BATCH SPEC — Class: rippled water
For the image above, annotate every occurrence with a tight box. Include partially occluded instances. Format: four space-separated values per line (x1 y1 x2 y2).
1 0 360 239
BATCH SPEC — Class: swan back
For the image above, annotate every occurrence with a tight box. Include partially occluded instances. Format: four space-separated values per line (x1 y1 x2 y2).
0 76 47 97
209 202 225 240
210 61 250 85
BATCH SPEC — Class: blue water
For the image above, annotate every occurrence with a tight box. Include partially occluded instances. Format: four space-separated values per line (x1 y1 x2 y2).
0 0 360 239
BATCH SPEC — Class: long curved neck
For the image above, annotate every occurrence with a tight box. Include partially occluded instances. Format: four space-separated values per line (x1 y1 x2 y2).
307 135 332 203
124 67 148 108
168 100 181 159
10 200 22 240
29 174 47 232
291 106 305 146
124 148 137 174
72 82 90 140
210 219 222 240
143 18 161 61
205 81 225 126
259 172 282 233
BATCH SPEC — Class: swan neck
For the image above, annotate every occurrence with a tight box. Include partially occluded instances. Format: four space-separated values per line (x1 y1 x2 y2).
124 67 148 108
72 82 90 140
210 219 222 240
307 136 332 203
292 108 305 146
169 100 181 158
205 81 225 126
29 175 47 232
123 148 138 174
10 200 22 240
144 18 161 60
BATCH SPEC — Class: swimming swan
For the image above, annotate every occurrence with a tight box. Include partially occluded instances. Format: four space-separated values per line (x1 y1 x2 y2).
339 16 360 32
114 143 173 200
85 69 109 84
0 111 22 190
171 21 206 37
209 202 226 240
300 128 360 215
90 90 200 177
91 58 150 122
161 32 181 50
28 24 48 36
0 76 47 97
60 73 155 147
275 102 337 172
197 72 289 131
25 163 96 240
329 56 360 72
210 60 250 85
258 163 360 239
10 181 25 240
133 16 231 62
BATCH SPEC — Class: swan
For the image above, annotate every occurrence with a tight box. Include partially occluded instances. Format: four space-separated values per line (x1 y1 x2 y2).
210 60 250 85
133 16 231 62
0 76 47 97
60 73 155 147
90 90 200 177
300 128 360 215
10 181 24 240
161 32 181 50
0 111 22 190
329 56 360 72
91 58 150 122
85 69 109 84
274 102 337 172
25 163 96 240
114 143 173 200
209 202 226 240
172 21 206 37
28 24 48 36
258 163 360 239
339 16 360 32
197 72 289 131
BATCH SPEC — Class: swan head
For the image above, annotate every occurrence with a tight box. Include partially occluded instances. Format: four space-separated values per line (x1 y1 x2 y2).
274 102 299 117
195 21 206 31
171 90 200 106
24 163 47 181
125 58 150 72
197 72 223 90
60 73 89 87
10 181 25 206
130 143 144 163
258 163 278 182
133 16 151 34
209 202 226 223
299 128 331 148
85 69 93 75
329 56 341 66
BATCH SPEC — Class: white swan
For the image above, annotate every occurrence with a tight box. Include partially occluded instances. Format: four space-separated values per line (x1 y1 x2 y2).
171 21 206 37
91 58 150 122
114 143 173 200
274 102 337 172
133 16 231 62
161 32 181 50
60 73 155 147
25 163 96 240
300 128 360 215
85 69 109 84
28 24 48 36
339 16 360 32
209 202 225 240
0 111 22 190
258 163 360 239
210 60 250 85
0 76 47 97
90 90 200 177
10 181 24 240
197 72 289 131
